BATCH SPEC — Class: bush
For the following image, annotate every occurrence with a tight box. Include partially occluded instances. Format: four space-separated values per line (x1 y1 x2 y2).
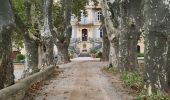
96 52 102 58
121 72 169 99
137 53 144 57
121 72 144 91
90 48 97 54
138 90 169 100
16 54 25 62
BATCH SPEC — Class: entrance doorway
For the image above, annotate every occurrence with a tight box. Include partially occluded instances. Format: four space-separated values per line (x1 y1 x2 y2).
82 29 88 41
137 45 140 53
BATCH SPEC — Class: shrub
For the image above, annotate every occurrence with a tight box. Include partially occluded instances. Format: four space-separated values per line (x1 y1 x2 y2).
137 53 144 57
96 52 102 58
16 54 25 62
137 90 169 100
121 72 144 91
90 48 97 54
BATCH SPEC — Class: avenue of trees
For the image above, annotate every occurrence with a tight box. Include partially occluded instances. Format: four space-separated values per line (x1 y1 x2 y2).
0 0 170 96
102 0 170 95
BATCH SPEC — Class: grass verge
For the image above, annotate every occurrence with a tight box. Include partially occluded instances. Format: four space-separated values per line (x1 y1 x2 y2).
102 67 170 100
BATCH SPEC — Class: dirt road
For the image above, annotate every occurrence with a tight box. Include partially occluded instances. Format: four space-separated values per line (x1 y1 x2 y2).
27 59 132 100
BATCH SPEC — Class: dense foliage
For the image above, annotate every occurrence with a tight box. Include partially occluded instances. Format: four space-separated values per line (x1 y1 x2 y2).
16 54 25 62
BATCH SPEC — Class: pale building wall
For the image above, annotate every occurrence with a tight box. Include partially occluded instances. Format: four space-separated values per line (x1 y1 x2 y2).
71 1 103 53
138 38 145 53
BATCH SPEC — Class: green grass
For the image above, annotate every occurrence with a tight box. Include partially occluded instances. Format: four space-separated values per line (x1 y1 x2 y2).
137 53 144 57
103 66 170 100
121 72 144 92
137 90 170 100
102 67 119 75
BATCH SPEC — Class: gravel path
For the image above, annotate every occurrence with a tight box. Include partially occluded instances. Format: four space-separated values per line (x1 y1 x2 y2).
25 58 132 100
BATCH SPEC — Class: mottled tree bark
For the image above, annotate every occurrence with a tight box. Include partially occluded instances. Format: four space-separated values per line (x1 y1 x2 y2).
144 0 170 94
53 0 72 64
109 37 119 68
55 25 72 64
44 39 54 66
56 43 70 63
0 0 15 89
14 0 40 77
101 0 119 67
23 34 39 77
167 40 170 86
144 34 168 93
102 26 110 61
118 0 143 72
24 1 40 77
40 0 54 67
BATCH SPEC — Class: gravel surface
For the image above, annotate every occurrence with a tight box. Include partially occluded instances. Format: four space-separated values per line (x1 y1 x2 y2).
24 57 133 100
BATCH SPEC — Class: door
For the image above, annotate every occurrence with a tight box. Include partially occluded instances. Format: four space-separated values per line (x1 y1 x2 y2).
82 29 88 41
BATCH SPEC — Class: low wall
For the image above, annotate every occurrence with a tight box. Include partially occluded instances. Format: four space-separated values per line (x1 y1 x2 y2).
0 66 57 100
138 57 144 65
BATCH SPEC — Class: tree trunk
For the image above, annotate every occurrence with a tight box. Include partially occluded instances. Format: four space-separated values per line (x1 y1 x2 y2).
40 39 54 68
44 39 54 66
118 1 129 71
23 35 39 77
118 27 129 71
167 40 170 86
119 27 140 72
19 0 40 77
56 43 70 64
0 0 15 89
144 34 168 93
53 0 72 64
40 0 54 67
109 38 119 68
143 0 170 93
102 26 110 61
101 0 119 67
118 0 143 72
127 32 139 71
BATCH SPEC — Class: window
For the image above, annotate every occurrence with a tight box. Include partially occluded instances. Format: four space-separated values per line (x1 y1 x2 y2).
97 11 102 21
71 15 75 21
100 29 103 38
96 28 103 38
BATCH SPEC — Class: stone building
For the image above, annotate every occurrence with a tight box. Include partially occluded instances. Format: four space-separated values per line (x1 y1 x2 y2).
69 1 144 55
70 1 103 54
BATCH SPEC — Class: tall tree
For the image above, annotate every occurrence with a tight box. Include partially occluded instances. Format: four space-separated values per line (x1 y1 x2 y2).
13 0 42 77
53 0 72 64
143 0 170 94
101 0 120 68
40 0 54 67
0 0 15 89
102 0 143 71
118 0 143 71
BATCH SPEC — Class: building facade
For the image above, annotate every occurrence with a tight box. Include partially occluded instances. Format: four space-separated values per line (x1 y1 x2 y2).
70 1 103 54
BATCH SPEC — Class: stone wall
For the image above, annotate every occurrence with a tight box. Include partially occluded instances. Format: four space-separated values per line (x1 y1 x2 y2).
0 66 57 100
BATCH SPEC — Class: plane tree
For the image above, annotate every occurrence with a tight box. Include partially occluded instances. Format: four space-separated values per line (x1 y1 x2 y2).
13 0 43 77
0 0 15 89
143 0 170 94
101 0 143 71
